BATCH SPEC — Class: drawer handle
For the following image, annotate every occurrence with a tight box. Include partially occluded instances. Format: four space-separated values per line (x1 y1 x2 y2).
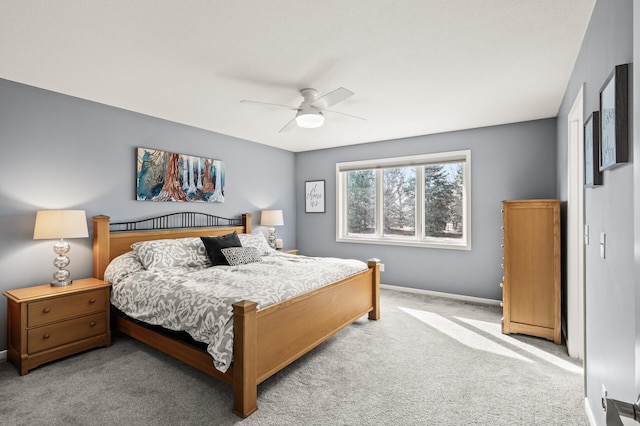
90 321 96 327
43 333 51 340
89 298 96 304
42 307 51 314
499 302 503 308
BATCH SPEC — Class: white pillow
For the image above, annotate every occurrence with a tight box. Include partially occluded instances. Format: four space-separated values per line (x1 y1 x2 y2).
238 233 275 256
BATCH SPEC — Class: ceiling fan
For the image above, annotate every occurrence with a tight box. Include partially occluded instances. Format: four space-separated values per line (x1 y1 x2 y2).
241 87 365 132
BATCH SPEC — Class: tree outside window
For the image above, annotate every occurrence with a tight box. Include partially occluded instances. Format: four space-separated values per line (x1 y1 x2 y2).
347 170 376 235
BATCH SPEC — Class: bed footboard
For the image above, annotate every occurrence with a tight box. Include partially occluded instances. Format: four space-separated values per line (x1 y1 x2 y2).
230 259 380 418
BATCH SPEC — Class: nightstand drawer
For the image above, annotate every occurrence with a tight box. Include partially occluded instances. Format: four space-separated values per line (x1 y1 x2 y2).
28 312 107 353
27 289 106 327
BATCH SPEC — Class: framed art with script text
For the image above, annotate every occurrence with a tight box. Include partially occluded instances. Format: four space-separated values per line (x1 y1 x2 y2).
305 180 325 213
599 63 629 171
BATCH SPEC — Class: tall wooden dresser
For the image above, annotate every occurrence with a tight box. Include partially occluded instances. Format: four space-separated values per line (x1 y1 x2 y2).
501 199 561 344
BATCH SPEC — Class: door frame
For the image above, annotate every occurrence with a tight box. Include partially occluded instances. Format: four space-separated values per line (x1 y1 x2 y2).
566 84 585 362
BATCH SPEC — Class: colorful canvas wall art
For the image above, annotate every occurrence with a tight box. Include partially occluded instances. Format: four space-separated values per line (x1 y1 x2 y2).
136 147 225 203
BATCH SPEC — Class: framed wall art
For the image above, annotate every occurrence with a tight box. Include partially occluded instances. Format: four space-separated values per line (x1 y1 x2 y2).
599 63 629 171
584 111 602 188
305 180 325 213
136 147 225 202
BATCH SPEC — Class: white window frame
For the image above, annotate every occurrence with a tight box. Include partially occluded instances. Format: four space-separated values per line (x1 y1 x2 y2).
336 150 471 250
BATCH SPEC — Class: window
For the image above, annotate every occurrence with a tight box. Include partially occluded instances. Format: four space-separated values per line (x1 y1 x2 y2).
336 150 471 250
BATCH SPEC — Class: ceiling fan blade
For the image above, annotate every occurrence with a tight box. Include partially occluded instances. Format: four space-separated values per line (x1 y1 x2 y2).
311 87 354 109
278 117 298 133
324 109 367 121
240 100 298 110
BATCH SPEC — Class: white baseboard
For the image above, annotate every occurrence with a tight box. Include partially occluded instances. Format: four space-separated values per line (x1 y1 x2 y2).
0 350 6 362
380 283 501 306
584 396 597 425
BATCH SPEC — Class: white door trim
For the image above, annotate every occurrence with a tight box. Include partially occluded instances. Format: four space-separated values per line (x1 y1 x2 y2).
567 84 585 361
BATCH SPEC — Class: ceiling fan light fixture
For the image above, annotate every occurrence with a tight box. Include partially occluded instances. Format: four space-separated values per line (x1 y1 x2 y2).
295 111 324 128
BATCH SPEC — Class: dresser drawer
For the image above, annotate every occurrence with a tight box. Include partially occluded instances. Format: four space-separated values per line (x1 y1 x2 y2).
27 289 106 327
28 312 107 353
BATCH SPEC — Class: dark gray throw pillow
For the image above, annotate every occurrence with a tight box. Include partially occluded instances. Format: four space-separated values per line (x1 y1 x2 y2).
200 232 242 266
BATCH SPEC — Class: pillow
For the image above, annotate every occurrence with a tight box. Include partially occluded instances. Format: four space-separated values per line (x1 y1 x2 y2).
238 232 275 256
221 247 262 266
200 232 242 266
178 237 212 267
131 237 211 270
104 251 145 285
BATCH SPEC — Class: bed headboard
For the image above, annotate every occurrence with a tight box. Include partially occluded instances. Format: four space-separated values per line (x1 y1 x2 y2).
93 212 252 280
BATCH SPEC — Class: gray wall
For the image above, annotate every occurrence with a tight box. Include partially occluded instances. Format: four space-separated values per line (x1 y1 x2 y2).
0 79 296 351
295 119 557 300
555 0 635 424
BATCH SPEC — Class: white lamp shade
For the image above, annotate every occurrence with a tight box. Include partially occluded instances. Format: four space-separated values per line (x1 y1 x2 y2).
295 112 324 128
33 210 89 240
260 210 284 226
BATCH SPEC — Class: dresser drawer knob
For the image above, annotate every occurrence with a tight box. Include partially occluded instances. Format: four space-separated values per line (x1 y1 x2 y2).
90 321 96 327
89 298 96 304
42 307 51 314
499 302 503 308
43 333 51 340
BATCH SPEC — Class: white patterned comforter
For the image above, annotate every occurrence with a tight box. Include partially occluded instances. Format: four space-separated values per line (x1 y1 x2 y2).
108 253 368 372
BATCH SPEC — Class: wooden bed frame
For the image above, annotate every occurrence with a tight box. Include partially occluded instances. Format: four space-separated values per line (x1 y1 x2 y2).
92 213 380 418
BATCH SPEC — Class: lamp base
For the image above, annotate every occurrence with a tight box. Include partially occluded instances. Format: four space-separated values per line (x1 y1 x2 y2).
268 226 277 249
51 239 72 287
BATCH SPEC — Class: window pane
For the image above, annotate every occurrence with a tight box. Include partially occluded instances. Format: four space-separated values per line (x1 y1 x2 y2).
383 167 416 236
424 163 463 239
346 170 376 235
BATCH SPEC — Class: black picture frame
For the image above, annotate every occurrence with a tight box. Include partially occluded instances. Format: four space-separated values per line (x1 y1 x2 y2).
584 111 602 188
599 63 629 171
305 180 325 213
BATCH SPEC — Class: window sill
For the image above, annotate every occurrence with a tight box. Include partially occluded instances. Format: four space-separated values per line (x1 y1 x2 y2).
336 236 471 251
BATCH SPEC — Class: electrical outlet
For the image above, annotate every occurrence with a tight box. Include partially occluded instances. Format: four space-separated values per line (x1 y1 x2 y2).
379 263 385 272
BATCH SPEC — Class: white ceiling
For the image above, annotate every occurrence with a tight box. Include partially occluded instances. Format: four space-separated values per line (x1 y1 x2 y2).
0 1 595 152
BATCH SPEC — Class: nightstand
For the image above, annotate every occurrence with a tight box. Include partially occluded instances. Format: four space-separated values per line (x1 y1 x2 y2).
278 248 298 255
3 278 111 375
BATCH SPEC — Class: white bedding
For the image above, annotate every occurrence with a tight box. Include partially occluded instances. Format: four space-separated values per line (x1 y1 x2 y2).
107 251 368 372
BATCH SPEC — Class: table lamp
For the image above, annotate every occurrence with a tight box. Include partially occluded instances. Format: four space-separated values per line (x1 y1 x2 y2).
260 210 284 249
33 210 89 286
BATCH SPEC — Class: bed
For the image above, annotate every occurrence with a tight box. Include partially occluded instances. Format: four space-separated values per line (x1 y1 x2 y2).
92 212 380 418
